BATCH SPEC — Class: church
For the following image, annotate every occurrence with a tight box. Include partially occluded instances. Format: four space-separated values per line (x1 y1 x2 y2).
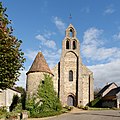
26 24 94 107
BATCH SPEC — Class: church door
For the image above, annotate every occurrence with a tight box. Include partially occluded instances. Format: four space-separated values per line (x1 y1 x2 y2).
67 95 74 106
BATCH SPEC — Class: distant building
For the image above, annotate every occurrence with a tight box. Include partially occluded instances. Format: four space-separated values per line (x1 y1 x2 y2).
0 88 21 111
97 82 118 97
97 82 120 108
26 24 94 107
102 87 120 108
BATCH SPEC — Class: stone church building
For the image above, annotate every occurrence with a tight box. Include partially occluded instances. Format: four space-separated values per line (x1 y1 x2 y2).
26 24 94 107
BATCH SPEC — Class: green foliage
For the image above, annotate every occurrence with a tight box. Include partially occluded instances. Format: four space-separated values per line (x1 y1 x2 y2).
83 106 89 110
88 107 110 110
5 112 19 120
64 105 73 111
37 74 62 112
26 74 62 118
89 97 101 107
0 2 25 89
26 95 39 115
30 111 62 118
15 86 26 110
0 106 7 119
9 94 21 112
77 105 84 109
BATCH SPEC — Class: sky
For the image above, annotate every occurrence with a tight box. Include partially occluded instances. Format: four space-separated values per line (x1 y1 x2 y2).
1 0 120 89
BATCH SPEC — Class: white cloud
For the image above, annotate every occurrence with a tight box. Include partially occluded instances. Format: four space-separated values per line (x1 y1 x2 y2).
104 5 115 15
113 32 120 40
82 27 120 88
81 27 120 62
25 50 39 60
43 31 56 39
53 16 66 34
88 59 120 88
35 34 56 49
42 49 61 68
25 48 61 69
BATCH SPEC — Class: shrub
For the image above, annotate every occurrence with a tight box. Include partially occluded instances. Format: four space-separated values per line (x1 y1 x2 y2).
5 112 19 120
30 110 62 118
26 74 62 117
83 106 89 110
64 105 73 111
89 97 101 107
0 106 7 119
77 105 84 109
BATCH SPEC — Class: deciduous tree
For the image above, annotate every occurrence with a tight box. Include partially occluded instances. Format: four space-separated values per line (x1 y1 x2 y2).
0 2 25 89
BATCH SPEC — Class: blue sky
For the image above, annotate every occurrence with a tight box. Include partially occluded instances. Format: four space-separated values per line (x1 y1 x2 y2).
1 0 120 89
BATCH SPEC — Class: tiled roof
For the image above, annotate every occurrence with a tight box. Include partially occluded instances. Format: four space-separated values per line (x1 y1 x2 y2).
26 52 53 75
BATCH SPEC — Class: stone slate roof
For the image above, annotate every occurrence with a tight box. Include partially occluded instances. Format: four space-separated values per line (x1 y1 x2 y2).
105 87 120 97
26 52 53 75
97 82 117 97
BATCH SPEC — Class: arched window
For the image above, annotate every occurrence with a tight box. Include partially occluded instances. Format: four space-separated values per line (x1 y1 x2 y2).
69 70 73 81
73 41 76 50
66 40 69 49
70 29 73 37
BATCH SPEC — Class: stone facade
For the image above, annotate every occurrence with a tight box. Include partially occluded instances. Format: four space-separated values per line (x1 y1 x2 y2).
52 24 94 106
26 24 94 107
26 72 52 96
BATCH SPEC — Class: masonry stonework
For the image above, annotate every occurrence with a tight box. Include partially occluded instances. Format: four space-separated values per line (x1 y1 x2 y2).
26 24 94 107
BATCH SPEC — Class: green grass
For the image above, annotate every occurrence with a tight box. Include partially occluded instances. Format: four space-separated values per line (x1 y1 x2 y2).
88 107 110 110
30 110 63 118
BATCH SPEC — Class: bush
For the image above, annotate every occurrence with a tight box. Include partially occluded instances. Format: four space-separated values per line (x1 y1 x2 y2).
26 74 62 118
64 105 73 111
9 94 20 112
5 112 19 120
89 97 101 107
0 106 7 119
30 111 62 118
83 106 89 110
77 105 84 109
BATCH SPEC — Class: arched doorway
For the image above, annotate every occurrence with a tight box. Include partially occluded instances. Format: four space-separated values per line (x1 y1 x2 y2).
67 95 75 106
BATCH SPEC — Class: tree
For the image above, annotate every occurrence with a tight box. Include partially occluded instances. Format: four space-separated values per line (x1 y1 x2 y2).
10 94 20 112
37 74 62 112
15 86 26 110
0 2 25 89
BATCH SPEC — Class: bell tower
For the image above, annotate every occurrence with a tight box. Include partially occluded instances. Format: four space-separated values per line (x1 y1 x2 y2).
59 24 82 106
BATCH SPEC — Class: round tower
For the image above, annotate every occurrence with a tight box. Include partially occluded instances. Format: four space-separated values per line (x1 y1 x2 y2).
26 52 53 96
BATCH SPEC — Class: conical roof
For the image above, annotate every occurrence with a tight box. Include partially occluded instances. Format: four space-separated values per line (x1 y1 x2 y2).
26 52 53 75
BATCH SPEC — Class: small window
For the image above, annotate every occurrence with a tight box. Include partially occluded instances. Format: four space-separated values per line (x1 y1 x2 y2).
73 41 76 50
66 41 69 49
42 80 44 84
69 70 73 81
70 29 73 37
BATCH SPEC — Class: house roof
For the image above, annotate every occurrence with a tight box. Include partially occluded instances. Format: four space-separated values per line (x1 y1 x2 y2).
26 52 53 75
0 88 21 93
97 82 117 96
105 87 120 97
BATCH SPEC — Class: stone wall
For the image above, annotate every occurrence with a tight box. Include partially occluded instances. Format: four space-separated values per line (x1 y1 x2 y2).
51 64 59 93
63 52 77 105
26 72 52 96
